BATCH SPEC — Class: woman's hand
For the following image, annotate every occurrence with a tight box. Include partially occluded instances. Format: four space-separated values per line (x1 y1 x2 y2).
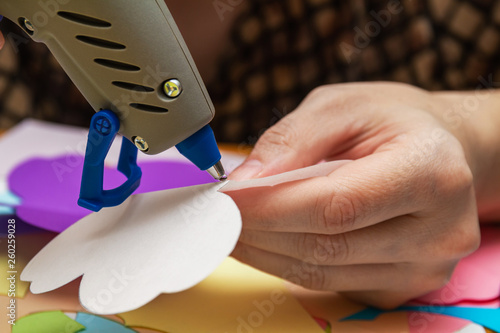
228 82 500 308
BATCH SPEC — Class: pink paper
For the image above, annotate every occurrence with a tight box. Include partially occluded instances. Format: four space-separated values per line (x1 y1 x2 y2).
407 312 472 333
410 227 500 333
416 227 500 305
8 155 215 232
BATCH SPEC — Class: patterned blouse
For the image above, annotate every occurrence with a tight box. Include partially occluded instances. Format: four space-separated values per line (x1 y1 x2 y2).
0 0 499 143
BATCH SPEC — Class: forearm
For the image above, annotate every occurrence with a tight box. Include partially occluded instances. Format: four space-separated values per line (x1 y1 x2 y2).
433 89 500 222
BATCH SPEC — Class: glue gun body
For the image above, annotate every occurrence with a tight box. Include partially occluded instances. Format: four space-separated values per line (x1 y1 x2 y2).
0 0 226 210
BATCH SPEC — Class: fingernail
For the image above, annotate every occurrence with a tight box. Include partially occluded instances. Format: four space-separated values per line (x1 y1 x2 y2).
229 160 263 181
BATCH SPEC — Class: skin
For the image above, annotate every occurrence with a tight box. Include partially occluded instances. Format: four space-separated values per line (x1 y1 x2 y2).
228 82 500 308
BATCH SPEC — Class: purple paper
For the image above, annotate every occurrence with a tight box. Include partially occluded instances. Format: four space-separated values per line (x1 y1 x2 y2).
8 155 215 233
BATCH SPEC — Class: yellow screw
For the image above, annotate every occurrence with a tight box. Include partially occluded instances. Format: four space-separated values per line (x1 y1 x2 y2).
163 79 182 98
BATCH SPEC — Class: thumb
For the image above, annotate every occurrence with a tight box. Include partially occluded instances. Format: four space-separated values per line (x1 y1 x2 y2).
230 94 362 180
0 32 5 51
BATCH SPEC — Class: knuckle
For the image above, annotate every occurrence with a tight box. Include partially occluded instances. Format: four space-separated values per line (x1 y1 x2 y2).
317 190 358 234
300 266 328 291
301 84 357 114
313 234 350 264
439 160 473 197
256 117 299 154
306 85 331 101
426 145 473 200
459 223 481 256
441 218 480 260
297 234 317 258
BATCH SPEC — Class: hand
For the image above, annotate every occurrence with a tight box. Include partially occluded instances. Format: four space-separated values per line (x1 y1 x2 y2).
227 82 497 308
0 31 4 50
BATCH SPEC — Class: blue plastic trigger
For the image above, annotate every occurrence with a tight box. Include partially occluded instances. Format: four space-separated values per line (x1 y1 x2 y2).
78 110 142 212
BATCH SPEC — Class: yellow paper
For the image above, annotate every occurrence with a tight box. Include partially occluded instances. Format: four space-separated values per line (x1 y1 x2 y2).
120 258 324 333
289 285 410 333
0 257 29 298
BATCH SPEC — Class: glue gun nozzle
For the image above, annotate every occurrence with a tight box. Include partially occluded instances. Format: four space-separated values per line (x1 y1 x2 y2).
207 161 227 181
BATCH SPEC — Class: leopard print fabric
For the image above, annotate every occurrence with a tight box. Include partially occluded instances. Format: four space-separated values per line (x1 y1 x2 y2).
0 0 499 144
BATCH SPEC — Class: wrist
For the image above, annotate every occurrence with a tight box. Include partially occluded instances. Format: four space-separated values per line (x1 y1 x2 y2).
432 89 500 221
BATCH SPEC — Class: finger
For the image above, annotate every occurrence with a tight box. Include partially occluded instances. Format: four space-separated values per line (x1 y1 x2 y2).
231 242 455 296
232 242 396 291
229 86 377 180
238 217 417 265
237 201 477 266
229 147 429 234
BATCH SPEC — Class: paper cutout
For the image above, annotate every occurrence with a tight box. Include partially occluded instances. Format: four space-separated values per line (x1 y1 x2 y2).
120 257 324 333
408 311 473 333
288 285 410 333
8 155 214 232
76 312 136 332
313 317 331 332
21 182 241 314
222 160 350 191
342 305 500 332
407 227 500 333
290 227 500 333
12 311 85 333
416 227 500 305
11 311 146 333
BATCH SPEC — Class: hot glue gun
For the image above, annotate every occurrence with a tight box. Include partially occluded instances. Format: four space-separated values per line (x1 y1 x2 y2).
0 0 226 211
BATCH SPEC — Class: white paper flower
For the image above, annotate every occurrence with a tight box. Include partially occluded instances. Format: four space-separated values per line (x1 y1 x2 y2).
21 182 241 314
